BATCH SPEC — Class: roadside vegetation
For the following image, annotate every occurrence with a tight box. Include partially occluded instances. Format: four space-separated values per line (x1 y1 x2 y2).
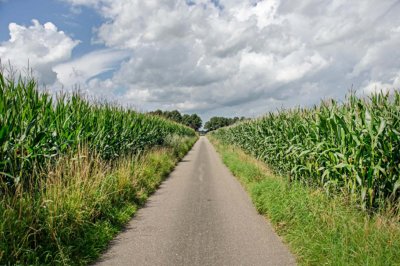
0 70 197 265
211 92 400 210
209 136 400 265
209 92 400 264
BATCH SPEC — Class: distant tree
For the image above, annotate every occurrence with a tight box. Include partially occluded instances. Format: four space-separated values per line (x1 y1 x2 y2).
164 110 182 123
148 109 202 131
189 114 202 131
182 114 191 125
148 109 163 116
204 117 224 131
181 113 202 130
204 116 245 131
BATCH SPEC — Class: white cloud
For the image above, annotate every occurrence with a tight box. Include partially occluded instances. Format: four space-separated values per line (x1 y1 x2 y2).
0 20 79 84
66 0 331 110
26 1 400 119
53 49 130 88
360 72 400 95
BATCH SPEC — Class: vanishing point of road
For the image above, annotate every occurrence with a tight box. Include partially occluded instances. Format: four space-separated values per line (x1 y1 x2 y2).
96 136 296 266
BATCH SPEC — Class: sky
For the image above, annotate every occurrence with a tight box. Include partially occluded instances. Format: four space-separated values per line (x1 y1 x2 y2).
1 0 400 121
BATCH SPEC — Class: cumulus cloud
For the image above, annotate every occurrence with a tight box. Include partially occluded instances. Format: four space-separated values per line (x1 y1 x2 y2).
360 72 400 95
53 49 130 87
37 1 400 118
0 20 79 84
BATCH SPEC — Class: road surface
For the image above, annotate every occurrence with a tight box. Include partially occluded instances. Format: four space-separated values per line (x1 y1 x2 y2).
96 136 295 266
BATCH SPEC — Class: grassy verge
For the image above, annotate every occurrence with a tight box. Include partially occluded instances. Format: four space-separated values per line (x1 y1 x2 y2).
209 136 400 266
0 136 197 265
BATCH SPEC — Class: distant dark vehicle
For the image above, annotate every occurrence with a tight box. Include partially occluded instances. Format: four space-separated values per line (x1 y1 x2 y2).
198 130 207 136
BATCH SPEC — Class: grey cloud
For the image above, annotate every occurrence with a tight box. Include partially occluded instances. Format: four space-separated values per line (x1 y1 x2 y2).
53 0 400 118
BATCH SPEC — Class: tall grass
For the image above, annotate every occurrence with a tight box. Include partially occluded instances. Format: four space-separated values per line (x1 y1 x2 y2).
0 137 197 265
212 92 400 210
0 71 195 189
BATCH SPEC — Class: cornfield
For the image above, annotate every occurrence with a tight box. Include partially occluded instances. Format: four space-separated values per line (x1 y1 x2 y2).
212 92 400 209
0 71 195 188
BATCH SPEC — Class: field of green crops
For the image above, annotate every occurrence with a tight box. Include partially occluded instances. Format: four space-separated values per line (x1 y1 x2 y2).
0 71 195 190
0 71 197 264
211 93 400 210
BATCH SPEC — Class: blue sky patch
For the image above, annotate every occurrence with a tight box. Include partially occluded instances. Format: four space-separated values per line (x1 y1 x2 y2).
0 0 104 57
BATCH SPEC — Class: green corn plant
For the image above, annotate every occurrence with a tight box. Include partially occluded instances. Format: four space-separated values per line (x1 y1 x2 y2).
0 70 196 189
212 91 400 210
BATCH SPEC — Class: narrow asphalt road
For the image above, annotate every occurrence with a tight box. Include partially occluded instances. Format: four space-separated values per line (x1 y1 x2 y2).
96 136 296 266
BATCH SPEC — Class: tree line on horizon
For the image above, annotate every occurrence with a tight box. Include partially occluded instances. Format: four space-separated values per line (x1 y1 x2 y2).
204 116 247 131
149 110 247 132
149 109 202 131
